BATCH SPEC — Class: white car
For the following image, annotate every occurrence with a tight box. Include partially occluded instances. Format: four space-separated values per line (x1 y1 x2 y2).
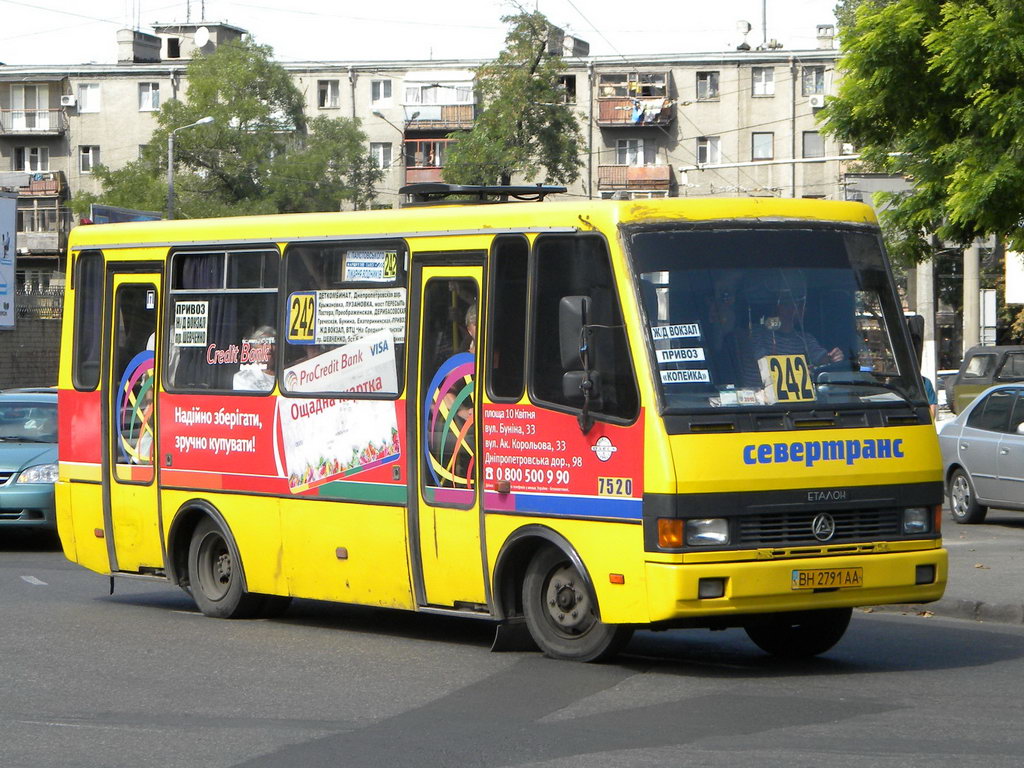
938 383 1024 524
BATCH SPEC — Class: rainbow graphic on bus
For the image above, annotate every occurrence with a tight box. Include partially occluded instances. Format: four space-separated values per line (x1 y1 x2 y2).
116 349 155 464
423 351 475 489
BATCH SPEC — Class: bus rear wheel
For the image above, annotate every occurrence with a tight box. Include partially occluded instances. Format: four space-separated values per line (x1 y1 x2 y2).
187 517 264 619
522 547 632 662
744 607 852 658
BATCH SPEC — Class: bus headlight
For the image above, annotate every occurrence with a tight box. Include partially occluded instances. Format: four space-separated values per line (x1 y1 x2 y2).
902 507 931 535
16 462 58 484
685 518 730 546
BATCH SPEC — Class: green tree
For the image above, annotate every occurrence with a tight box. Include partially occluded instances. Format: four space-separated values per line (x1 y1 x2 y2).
77 38 381 218
443 11 583 187
824 0 1024 264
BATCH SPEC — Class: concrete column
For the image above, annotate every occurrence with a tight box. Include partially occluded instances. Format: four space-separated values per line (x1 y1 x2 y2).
963 242 981 352
916 258 936 381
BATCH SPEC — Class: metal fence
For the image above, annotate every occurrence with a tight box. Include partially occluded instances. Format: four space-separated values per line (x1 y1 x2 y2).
15 288 64 320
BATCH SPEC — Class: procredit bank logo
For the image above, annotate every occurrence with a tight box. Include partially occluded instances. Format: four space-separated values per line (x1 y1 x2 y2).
591 436 617 462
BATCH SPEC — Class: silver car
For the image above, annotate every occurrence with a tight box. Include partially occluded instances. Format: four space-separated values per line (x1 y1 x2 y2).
939 383 1024 524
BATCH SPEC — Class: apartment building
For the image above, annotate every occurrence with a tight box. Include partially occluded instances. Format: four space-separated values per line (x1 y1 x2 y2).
0 20 844 288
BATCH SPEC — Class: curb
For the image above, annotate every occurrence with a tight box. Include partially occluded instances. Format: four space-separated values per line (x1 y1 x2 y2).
869 599 1024 626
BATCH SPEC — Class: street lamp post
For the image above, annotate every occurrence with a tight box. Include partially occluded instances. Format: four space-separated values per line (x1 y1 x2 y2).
166 116 214 219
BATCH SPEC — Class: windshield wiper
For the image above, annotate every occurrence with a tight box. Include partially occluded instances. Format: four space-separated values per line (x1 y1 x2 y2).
817 375 915 404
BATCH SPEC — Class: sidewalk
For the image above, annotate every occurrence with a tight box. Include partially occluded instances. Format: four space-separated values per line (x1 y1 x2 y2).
877 509 1024 625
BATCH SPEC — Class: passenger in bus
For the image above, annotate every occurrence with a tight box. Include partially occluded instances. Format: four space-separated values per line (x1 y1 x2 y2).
134 386 154 464
429 301 476 487
705 273 743 385
739 271 844 388
444 303 476 422
232 326 277 392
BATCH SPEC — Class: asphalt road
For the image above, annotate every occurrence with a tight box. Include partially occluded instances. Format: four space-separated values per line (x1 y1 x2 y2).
3 522 1024 768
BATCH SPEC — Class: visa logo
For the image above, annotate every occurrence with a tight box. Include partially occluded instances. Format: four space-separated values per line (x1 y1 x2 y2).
370 339 390 355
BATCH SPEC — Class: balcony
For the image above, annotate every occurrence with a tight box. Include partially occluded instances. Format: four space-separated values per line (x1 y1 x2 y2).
597 98 673 127
0 109 68 136
597 165 672 190
406 105 476 131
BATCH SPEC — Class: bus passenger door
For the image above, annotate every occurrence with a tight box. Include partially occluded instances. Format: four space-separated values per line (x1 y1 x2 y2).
408 264 487 610
103 272 163 573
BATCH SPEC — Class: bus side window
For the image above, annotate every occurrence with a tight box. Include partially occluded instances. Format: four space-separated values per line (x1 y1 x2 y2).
280 241 408 398
72 251 104 390
167 249 279 392
488 235 528 401
530 235 639 421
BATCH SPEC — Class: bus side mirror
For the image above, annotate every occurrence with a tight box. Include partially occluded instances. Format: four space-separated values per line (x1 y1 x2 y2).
559 295 600 432
559 295 590 371
562 370 602 404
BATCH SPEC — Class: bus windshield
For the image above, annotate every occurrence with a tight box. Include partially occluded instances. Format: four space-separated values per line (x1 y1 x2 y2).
626 225 925 413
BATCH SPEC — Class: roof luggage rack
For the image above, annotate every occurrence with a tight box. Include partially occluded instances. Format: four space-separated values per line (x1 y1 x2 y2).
399 183 566 207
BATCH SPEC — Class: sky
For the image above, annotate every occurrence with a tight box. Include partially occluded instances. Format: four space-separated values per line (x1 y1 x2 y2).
0 0 839 65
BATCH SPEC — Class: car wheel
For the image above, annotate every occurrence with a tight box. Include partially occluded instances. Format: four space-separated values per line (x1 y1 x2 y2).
744 608 852 658
949 467 987 524
522 547 632 662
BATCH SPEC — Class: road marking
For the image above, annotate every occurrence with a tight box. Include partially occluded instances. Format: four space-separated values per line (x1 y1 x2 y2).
21 575 47 586
15 719 161 732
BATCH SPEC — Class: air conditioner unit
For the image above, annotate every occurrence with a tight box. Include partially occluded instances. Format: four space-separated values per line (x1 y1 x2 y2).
60 94 77 108
809 94 826 109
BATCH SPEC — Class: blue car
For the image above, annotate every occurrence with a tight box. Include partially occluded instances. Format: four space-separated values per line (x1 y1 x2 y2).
0 390 58 534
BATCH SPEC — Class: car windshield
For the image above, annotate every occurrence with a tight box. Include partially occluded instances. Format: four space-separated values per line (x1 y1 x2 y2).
0 401 57 442
626 224 925 413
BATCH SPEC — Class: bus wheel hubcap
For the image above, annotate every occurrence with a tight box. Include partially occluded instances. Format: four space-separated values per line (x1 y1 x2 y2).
545 565 592 631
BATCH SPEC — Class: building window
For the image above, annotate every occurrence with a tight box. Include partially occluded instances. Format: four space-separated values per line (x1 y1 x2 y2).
696 136 721 165
370 142 392 169
696 71 720 100
81 145 101 173
752 67 774 96
77 83 101 112
11 84 49 130
15 198 58 233
167 37 181 58
405 139 448 168
138 82 160 111
802 131 825 158
558 74 577 103
371 79 392 105
616 138 654 166
14 146 49 172
598 72 668 98
598 74 629 98
801 66 826 96
80 145 100 173
318 80 340 109
752 132 774 160
404 83 473 104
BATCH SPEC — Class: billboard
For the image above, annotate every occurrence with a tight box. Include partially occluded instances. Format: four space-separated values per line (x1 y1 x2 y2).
0 192 15 330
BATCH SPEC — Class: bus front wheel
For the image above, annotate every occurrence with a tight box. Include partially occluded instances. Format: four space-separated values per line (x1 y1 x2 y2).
744 607 852 658
522 547 632 662
187 517 264 619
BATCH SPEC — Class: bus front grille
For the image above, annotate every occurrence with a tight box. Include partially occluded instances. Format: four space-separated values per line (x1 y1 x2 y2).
738 508 902 546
